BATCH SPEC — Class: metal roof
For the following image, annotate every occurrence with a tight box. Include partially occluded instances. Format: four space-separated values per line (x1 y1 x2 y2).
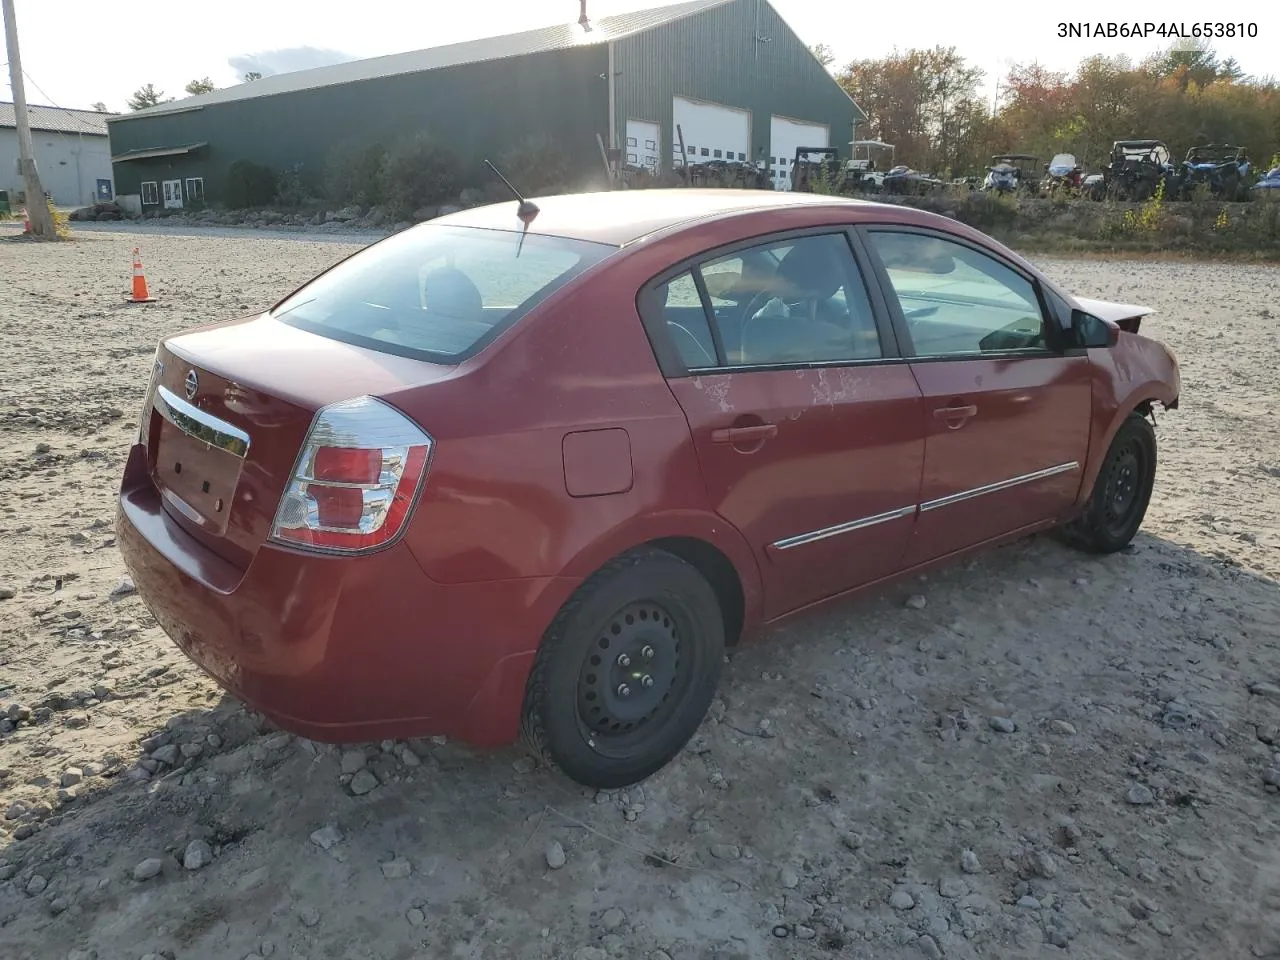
117 0 734 121
0 102 110 136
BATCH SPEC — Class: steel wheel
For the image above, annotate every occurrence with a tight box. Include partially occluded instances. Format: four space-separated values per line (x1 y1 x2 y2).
1057 412 1157 554
1100 439 1146 540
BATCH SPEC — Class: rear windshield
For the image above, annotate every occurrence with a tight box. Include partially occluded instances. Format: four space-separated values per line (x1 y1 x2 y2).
271 224 616 363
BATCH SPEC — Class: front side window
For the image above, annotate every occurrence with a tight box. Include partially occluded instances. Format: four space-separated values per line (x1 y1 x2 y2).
696 233 882 367
272 225 614 363
867 231 1047 356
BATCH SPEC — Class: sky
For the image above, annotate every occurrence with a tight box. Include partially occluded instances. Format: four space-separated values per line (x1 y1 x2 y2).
3 0 1277 113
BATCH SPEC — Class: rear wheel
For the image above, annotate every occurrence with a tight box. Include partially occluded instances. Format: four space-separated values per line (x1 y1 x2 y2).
1059 413 1157 553
520 548 725 789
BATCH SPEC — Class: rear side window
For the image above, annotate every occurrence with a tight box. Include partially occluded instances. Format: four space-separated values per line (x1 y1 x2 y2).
272 225 615 363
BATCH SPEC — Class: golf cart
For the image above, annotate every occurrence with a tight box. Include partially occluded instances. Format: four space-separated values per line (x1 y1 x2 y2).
1181 144 1251 200
845 139 896 193
982 154 1040 195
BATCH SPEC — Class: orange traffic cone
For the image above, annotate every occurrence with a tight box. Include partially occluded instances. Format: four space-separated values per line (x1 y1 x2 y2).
126 247 156 303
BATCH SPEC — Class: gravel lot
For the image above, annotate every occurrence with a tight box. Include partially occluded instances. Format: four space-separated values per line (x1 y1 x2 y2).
1 227 1278 960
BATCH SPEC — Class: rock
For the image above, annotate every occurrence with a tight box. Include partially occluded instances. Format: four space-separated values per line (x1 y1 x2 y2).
601 907 626 931
512 756 536 774
545 840 567 870
989 717 1017 734
406 907 425 926
380 858 412 879
109 578 136 599
0 718 12 733
0 863 15 881
298 905 321 927
573 949 608 960
1127 895 1158 920
25 874 48 895
795 925 817 940
1126 784 1155 805
939 877 968 899
917 934 944 960
1049 719 1077 735
61 767 83 787
780 866 800 889
397 744 421 767
890 889 916 910
1249 682 1280 701
180 742 203 759
132 857 164 881
184 839 213 870
961 849 983 874
0 585 15 600
349 769 379 795
1032 851 1058 879
262 732 291 750
340 749 367 774
1262 768 1280 787
1017 895 1042 910
151 744 180 766
905 594 927 610
709 843 741 860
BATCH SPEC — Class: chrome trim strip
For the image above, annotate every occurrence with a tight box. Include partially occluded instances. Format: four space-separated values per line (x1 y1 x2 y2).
153 385 251 459
919 461 1079 513
771 505 917 551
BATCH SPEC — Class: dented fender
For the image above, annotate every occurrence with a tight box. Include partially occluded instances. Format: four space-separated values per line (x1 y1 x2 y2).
1077 332 1180 502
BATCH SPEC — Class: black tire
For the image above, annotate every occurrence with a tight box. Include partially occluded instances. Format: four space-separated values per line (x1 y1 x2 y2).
520 548 725 789
1059 413 1157 553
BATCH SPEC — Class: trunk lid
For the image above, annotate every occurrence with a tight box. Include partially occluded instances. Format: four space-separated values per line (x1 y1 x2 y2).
142 314 454 569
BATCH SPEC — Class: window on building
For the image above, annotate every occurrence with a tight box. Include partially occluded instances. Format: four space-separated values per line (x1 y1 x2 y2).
737 152 746 161
713 149 723 158
687 145 696 154
700 147 709 157
626 136 637 147
185 178 205 203
140 182 159 205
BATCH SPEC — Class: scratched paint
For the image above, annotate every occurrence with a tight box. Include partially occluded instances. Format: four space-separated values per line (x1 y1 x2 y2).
811 368 865 407
691 374 734 413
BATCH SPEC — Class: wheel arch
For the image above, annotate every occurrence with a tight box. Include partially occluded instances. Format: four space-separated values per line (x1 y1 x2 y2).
1079 382 1175 502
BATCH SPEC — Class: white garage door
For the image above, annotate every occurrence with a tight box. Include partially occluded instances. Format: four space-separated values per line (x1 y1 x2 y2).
625 119 661 174
672 96 751 169
770 115 831 190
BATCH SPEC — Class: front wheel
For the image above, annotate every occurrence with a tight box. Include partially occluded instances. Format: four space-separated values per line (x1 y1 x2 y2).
1059 413 1157 553
520 548 725 789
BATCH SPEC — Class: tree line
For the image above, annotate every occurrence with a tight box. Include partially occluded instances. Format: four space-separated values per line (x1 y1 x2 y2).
817 41 1280 177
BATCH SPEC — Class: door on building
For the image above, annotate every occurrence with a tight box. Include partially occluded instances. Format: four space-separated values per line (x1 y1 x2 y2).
162 180 184 210
672 96 751 170
770 115 831 191
95 179 114 201
625 119 661 174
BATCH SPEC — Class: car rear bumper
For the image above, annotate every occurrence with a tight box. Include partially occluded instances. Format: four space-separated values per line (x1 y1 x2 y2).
116 444 575 748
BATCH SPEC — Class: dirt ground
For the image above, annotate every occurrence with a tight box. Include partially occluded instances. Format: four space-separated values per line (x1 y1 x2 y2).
1 226 1278 960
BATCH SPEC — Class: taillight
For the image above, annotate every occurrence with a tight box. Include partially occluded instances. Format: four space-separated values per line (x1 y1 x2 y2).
269 396 433 555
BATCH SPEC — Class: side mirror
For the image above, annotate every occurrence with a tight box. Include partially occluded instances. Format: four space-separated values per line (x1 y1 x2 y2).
1072 309 1118 348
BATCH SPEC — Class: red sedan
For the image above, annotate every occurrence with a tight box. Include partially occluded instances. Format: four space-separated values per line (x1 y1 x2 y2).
117 189 1180 788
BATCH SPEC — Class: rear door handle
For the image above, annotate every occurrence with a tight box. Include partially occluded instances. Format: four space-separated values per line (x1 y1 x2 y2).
933 404 978 419
711 423 778 444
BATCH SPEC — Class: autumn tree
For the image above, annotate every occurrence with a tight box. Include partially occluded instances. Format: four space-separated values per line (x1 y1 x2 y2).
127 84 167 111
184 77 217 95
810 43 834 68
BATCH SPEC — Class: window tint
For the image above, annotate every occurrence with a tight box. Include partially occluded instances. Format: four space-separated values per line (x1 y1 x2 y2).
867 231 1047 356
696 233 882 366
272 225 613 363
655 271 717 368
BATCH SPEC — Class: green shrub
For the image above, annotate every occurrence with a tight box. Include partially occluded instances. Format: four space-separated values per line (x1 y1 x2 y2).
226 160 278 208
324 142 388 209
377 134 462 218
497 134 572 195
274 163 315 208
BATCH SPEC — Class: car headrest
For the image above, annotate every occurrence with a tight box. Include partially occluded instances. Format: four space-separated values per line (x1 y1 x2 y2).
776 240 843 301
421 267 483 320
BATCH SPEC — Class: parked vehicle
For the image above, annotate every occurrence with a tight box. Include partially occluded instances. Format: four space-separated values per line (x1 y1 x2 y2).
1104 140 1179 201
845 139 896 193
1082 173 1107 201
1252 165 1280 197
882 165 943 195
982 154 1040 195
1043 153 1085 196
1180 144 1251 200
118 188 1181 789
790 146 841 192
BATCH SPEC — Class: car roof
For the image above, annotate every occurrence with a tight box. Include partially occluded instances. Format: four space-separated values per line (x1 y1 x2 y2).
430 188 881 247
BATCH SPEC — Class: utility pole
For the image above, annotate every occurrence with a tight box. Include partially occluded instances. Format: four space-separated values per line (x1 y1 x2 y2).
3 0 57 238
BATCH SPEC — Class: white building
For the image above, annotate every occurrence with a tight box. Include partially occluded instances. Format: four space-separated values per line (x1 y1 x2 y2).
1 102 115 207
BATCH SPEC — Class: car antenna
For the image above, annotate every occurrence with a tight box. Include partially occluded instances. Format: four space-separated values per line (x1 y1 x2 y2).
483 159 539 256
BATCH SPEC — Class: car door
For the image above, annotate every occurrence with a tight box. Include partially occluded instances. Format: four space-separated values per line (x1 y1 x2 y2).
860 226 1091 566
640 229 926 620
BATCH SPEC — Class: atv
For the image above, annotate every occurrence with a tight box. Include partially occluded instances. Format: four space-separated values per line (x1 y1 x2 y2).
1180 144 1251 201
1043 153 1085 197
982 154 1041 196
1103 140 1180 201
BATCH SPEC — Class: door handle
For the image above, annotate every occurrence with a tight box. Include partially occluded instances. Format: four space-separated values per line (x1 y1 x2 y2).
711 423 778 444
933 404 978 419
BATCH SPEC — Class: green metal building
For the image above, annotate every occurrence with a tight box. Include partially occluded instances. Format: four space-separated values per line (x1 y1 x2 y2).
107 0 863 209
